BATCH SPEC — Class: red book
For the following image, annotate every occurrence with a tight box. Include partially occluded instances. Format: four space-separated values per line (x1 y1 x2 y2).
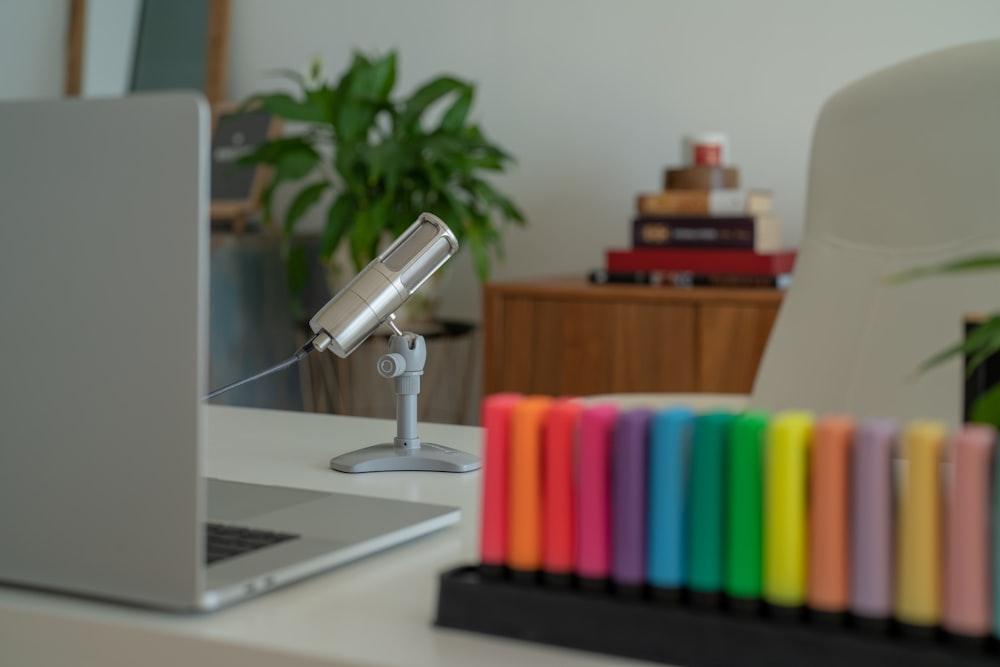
606 247 797 276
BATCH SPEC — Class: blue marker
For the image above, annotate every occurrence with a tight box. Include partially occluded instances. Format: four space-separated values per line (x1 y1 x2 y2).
647 406 694 600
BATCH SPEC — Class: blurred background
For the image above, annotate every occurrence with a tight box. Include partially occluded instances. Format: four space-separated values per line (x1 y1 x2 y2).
3 0 1000 424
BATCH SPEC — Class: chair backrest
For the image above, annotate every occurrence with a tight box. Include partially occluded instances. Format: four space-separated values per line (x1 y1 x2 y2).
749 40 1000 427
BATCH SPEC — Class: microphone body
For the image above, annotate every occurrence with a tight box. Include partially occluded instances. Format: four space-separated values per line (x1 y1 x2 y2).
308 213 458 357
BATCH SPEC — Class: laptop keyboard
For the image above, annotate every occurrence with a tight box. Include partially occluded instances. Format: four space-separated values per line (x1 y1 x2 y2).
205 523 300 565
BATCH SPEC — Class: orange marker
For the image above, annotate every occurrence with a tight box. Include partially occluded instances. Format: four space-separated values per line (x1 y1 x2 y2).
507 396 552 578
807 415 854 619
478 393 522 575
943 424 995 641
895 420 946 631
542 398 583 583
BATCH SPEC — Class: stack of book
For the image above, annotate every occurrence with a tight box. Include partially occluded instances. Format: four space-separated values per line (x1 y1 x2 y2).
592 135 796 289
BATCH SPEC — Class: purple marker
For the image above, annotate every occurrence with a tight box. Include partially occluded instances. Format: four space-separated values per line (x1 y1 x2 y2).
850 418 897 632
612 409 652 594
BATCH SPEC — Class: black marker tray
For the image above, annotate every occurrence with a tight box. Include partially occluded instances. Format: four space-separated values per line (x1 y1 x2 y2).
434 565 1000 667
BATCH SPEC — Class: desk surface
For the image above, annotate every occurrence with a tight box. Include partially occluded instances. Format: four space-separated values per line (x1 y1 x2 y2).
0 405 672 667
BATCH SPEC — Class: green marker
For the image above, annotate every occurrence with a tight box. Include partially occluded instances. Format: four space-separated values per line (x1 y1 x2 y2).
725 411 769 612
687 410 734 607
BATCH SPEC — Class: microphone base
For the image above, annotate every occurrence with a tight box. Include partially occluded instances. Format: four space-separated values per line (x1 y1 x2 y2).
330 442 481 473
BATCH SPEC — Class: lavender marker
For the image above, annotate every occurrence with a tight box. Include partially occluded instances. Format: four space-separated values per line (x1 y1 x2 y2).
850 418 897 632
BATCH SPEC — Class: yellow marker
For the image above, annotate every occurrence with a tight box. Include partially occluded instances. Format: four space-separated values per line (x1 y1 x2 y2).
895 420 946 629
763 411 814 609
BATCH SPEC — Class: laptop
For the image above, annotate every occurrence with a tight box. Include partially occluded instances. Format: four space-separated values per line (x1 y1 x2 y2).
0 92 459 612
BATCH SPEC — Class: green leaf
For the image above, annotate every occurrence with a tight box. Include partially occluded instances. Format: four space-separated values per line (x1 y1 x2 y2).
321 195 357 260
259 178 278 225
885 255 1000 284
237 136 313 167
399 77 470 130
471 178 526 223
913 314 1000 376
274 145 320 181
462 125 515 163
964 316 1000 374
283 181 328 235
970 382 1000 428
349 207 376 271
248 92 326 123
367 52 397 101
336 100 377 144
439 87 473 133
362 139 410 192
306 84 337 124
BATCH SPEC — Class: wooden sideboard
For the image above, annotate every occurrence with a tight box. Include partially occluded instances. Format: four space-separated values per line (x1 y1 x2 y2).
482 277 784 397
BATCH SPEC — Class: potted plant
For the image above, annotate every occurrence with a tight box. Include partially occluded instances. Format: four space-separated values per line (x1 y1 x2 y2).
238 51 525 318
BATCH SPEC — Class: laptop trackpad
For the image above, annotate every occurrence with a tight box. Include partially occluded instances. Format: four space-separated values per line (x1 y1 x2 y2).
207 479 328 522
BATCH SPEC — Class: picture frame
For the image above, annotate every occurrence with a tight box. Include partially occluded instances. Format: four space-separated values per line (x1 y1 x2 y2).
65 0 230 107
209 103 282 233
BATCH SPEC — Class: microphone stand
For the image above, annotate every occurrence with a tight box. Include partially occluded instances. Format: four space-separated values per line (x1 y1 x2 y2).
329 319 481 473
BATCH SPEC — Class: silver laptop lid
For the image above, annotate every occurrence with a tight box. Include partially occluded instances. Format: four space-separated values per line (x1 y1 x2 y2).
0 92 209 608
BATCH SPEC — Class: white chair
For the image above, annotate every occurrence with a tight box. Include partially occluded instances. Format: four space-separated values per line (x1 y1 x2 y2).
597 39 1000 427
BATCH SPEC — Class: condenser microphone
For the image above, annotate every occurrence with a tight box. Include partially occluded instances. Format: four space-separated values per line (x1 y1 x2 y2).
205 213 457 400
308 212 459 357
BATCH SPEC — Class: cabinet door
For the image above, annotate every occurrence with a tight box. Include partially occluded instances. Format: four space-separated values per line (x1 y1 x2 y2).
486 295 617 396
611 302 697 393
697 303 780 393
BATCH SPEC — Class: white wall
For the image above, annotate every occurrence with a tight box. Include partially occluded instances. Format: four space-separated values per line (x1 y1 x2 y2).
0 1 66 100
225 0 1000 321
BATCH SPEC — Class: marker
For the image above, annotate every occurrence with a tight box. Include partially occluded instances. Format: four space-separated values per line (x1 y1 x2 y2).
478 393 522 577
807 415 854 623
725 410 768 613
542 398 583 586
612 408 652 595
850 418 897 632
994 426 1000 640
895 420 945 635
763 411 813 617
647 406 695 601
687 410 734 607
507 395 552 581
944 424 995 643
576 403 619 591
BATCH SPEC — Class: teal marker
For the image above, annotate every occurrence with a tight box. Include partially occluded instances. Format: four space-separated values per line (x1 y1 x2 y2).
687 410 734 607
725 411 768 610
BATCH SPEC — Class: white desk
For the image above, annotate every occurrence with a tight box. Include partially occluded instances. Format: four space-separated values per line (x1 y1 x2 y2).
0 405 665 667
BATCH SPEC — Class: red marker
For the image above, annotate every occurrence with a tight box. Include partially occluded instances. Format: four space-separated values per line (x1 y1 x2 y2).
478 393 522 576
542 398 583 584
576 403 620 590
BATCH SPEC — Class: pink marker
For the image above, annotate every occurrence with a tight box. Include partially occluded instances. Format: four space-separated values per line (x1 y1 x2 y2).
576 403 619 591
943 424 995 642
